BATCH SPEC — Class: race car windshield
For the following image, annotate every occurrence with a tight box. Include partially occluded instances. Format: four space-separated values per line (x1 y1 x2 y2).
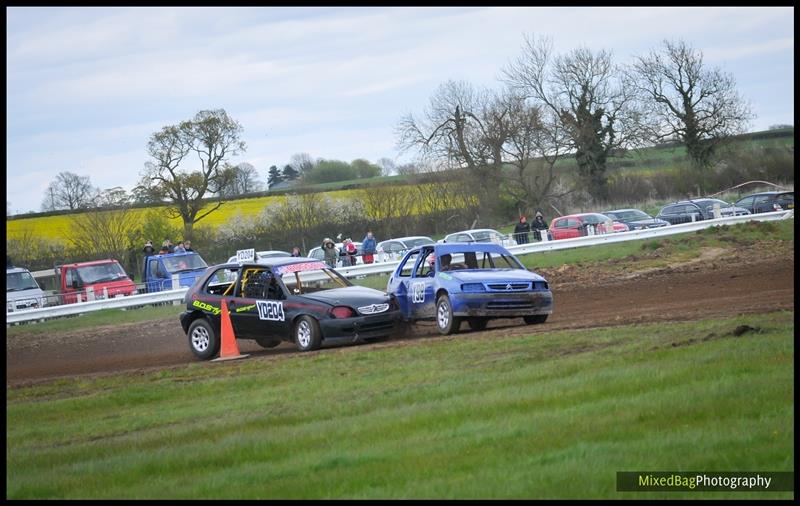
76 263 128 284
279 265 352 294
7 271 40 292
441 251 524 271
163 254 208 273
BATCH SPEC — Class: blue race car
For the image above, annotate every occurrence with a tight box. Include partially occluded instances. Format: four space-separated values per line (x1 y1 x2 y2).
387 243 553 334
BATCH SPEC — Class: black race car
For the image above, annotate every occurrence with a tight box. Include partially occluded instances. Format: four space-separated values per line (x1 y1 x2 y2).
179 257 402 359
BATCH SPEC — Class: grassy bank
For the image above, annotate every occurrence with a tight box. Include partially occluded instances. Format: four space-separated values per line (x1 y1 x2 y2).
6 311 794 499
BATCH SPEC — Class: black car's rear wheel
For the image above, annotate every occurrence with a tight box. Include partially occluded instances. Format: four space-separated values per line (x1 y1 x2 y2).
187 318 220 360
294 316 322 351
523 314 548 325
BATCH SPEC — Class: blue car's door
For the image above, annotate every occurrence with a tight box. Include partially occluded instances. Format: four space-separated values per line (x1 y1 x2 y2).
408 247 436 319
388 250 422 318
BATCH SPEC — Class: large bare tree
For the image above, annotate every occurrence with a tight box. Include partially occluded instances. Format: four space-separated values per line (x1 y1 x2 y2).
41 171 98 211
499 94 573 215
503 35 641 201
137 109 245 240
627 39 754 170
397 80 511 219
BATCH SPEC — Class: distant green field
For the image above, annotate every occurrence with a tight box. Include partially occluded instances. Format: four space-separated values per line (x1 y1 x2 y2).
7 311 793 499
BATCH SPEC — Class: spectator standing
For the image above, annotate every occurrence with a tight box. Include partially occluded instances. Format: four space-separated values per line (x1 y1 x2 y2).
531 212 549 241
142 241 155 257
184 240 194 252
291 246 301 257
174 241 186 253
322 238 338 268
158 241 170 255
361 230 377 264
514 215 531 244
342 238 358 266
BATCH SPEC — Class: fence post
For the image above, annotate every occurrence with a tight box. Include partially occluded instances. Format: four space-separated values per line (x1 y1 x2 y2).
713 203 722 219
86 286 95 301
103 287 109 299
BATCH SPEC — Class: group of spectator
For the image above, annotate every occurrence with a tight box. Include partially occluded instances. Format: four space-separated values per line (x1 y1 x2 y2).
513 212 549 244
320 230 378 269
142 239 195 257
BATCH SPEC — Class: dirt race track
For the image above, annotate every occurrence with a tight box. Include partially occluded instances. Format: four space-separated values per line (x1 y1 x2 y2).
7 245 794 386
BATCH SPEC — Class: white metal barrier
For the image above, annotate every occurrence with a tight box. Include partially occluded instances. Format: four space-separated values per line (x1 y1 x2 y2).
7 210 792 324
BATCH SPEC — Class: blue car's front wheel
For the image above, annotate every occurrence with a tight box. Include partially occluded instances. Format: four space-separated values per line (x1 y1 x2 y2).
436 294 462 335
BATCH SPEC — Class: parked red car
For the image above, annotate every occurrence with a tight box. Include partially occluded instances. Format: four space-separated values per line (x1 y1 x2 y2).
549 213 629 240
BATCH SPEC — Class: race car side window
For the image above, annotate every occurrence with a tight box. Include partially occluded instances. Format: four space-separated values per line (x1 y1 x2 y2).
399 251 420 277
415 248 435 277
204 267 237 296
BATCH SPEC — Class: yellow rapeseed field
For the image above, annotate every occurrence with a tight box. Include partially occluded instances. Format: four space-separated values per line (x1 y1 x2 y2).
6 186 465 243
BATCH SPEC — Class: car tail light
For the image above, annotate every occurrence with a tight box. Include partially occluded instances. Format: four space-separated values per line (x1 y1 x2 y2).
330 306 356 319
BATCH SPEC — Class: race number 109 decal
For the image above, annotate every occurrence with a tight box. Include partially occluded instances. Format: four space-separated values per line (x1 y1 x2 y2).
256 300 285 321
411 282 426 304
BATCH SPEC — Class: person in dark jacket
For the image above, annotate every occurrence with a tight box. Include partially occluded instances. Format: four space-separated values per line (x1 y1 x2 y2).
142 240 155 257
513 215 531 244
531 212 549 241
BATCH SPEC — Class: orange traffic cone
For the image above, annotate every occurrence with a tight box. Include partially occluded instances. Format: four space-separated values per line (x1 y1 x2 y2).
212 298 249 362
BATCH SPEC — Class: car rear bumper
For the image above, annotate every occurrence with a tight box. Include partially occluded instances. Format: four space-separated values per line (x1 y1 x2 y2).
451 291 554 317
320 310 403 342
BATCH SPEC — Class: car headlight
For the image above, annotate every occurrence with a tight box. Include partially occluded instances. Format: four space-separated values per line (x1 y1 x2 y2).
461 283 486 292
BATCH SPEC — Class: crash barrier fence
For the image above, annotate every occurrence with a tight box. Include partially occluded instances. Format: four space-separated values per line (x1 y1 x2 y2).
7 209 792 325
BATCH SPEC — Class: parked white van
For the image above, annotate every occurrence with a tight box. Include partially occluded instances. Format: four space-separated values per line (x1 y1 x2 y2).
7 266 46 312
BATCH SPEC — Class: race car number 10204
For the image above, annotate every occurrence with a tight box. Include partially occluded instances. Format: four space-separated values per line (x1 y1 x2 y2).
257 300 285 321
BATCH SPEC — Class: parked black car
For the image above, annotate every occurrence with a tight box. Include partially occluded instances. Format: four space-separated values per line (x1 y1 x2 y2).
656 199 751 225
179 257 402 359
734 191 794 214
602 208 670 230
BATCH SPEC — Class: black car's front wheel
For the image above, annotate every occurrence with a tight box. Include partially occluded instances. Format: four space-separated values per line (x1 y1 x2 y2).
187 318 220 360
294 316 322 351
436 294 462 335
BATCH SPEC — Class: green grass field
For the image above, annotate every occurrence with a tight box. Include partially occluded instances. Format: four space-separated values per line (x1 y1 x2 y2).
6 311 794 499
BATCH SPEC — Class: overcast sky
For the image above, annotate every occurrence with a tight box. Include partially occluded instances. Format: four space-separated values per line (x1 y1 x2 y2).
6 6 794 214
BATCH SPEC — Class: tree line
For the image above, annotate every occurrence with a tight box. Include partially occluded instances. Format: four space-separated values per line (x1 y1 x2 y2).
397 36 755 219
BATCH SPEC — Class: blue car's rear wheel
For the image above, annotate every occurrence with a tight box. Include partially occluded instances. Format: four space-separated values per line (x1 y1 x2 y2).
436 294 462 335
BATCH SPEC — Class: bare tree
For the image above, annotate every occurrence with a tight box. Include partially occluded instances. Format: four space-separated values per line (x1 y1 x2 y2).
41 171 98 211
290 153 316 180
628 39 754 170
376 157 397 176
136 109 246 240
220 162 263 196
96 187 131 208
499 94 573 215
397 80 510 219
503 35 642 201
68 206 140 274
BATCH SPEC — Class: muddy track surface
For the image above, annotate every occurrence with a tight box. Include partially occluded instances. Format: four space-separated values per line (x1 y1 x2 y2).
7 246 793 386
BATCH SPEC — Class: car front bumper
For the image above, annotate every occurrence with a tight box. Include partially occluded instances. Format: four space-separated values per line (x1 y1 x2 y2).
319 310 404 343
451 291 554 317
